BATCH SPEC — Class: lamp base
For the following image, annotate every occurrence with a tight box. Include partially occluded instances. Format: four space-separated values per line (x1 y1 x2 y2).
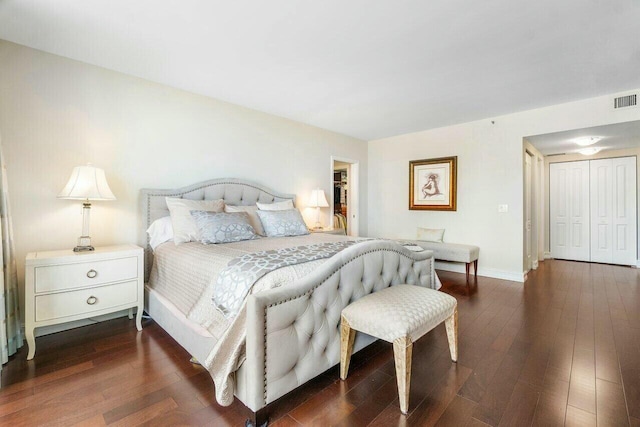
73 235 94 252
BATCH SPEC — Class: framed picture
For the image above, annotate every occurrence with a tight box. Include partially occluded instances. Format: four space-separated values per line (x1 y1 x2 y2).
409 156 457 211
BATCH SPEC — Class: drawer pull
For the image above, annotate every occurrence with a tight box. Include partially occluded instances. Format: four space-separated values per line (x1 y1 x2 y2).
86 296 98 305
87 269 98 279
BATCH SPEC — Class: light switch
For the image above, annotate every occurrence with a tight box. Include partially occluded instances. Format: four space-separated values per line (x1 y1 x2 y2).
498 204 508 213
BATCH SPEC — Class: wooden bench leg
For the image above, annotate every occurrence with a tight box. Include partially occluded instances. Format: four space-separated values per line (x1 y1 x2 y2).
465 262 470 282
474 259 478 279
340 315 356 380
393 336 413 414
444 307 458 362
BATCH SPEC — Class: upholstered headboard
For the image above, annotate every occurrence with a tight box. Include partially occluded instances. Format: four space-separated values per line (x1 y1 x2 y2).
140 178 296 281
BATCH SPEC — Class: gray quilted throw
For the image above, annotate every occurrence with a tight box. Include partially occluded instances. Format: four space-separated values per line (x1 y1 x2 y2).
213 240 361 318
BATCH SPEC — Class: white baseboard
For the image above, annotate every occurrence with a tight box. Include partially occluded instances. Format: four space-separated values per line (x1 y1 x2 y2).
434 261 525 283
532 260 539 269
636 259 640 268
544 252 552 259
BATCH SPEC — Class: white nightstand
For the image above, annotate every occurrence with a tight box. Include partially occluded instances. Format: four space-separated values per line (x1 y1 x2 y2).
24 244 144 360
310 228 347 236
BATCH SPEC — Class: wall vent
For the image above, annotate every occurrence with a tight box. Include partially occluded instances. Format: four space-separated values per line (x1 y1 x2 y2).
614 94 637 109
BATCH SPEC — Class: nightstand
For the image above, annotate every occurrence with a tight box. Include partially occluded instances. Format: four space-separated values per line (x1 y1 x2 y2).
24 244 144 360
310 228 347 235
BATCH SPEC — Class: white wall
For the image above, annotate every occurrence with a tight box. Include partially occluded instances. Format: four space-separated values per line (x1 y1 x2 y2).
368 90 640 282
0 40 368 320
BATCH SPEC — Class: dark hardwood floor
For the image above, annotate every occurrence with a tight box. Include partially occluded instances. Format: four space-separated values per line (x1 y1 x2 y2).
2 259 640 426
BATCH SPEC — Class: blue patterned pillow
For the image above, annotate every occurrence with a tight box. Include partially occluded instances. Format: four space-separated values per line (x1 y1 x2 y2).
190 211 258 244
256 209 310 237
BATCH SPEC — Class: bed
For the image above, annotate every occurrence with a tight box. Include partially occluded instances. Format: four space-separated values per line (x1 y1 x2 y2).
140 178 438 424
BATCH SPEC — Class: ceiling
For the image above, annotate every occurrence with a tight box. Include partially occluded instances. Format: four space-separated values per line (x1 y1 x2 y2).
1 1 639 141
527 120 640 156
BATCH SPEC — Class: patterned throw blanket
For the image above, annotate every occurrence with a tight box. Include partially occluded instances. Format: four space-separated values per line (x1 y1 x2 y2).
212 239 362 318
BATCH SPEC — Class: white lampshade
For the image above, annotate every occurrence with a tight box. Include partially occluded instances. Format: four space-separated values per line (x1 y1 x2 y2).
58 165 116 200
308 189 329 208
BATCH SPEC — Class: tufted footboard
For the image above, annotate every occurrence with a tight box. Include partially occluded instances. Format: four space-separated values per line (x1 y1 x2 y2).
242 240 436 413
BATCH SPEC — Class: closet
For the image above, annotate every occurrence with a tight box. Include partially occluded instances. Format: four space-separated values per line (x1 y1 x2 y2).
550 156 637 265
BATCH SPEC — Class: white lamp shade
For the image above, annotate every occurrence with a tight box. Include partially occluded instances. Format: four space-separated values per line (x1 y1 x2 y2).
58 165 116 200
308 189 329 208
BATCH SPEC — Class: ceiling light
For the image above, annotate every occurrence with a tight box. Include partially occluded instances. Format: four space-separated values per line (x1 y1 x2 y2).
578 147 602 156
573 136 602 146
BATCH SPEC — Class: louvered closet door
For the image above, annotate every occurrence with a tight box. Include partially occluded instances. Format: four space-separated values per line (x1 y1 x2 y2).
590 157 637 265
550 161 590 261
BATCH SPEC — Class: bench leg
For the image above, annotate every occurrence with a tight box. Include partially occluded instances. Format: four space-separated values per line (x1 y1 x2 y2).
340 315 356 380
393 336 413 414
465 262 471 282
474 259 478 279
445 307 458 362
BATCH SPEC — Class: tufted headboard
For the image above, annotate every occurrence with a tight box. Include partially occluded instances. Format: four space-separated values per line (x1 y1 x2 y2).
140 178 296 281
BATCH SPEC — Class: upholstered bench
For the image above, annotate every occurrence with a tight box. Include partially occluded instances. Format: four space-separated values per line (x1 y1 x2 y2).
408 241 480 282
340 285 458 414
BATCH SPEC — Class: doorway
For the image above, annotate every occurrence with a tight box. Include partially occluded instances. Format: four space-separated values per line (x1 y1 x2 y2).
526 120 640 268
331 157 359 236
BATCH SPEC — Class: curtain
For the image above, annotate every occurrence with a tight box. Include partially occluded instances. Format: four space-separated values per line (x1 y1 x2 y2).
0 140 23 372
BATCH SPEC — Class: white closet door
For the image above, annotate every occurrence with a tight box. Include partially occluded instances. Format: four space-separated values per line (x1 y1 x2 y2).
550 161 590 261
612 157 636 265
590 159 614 263
590 157 637 265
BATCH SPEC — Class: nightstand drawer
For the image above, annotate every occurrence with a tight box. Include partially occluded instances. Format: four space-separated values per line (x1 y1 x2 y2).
35 280 138 322
34 256 138 293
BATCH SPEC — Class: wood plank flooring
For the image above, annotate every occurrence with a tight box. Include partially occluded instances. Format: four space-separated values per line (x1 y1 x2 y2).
2 259 639 426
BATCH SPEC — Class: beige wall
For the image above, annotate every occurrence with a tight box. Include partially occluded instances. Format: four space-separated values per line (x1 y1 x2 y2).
544 147 640 257
0 40 368 321
368 90 640 281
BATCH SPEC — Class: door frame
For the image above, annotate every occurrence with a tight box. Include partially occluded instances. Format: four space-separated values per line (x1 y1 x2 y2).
524 149 543 274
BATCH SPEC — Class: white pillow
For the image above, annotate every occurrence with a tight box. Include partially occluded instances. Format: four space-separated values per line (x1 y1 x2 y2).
256 199 294 211
224 205 266 236
417 227 445 243
146 216 174 250
166 197 225 244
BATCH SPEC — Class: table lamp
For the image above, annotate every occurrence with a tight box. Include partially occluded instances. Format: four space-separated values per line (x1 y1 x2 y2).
58 164 116 252
308 188 329 230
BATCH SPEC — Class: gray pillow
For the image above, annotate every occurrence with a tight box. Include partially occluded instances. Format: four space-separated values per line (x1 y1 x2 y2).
190 211 258 244
256 209 310 237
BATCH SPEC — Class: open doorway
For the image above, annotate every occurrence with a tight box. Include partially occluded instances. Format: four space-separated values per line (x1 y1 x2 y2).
331 157 359 236
522 144 544 276
525 120 640 270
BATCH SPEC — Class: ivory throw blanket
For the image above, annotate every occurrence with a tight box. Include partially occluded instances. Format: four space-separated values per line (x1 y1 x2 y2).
213 240 362 318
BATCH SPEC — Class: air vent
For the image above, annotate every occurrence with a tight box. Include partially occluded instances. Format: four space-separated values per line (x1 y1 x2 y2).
614 94 637 109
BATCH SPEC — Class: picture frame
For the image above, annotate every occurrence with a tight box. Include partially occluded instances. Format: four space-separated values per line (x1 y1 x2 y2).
409 156 457 211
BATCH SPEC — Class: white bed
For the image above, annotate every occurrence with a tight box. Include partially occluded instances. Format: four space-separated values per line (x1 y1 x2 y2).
140 178 438 424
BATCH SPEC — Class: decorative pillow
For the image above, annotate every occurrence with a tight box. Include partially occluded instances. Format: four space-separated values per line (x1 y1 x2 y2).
417 227 445 243
146 216 174 250
256 209 310 237
190 211 258 244
224 205 265 236
166 197 225 244
256 199 294 211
